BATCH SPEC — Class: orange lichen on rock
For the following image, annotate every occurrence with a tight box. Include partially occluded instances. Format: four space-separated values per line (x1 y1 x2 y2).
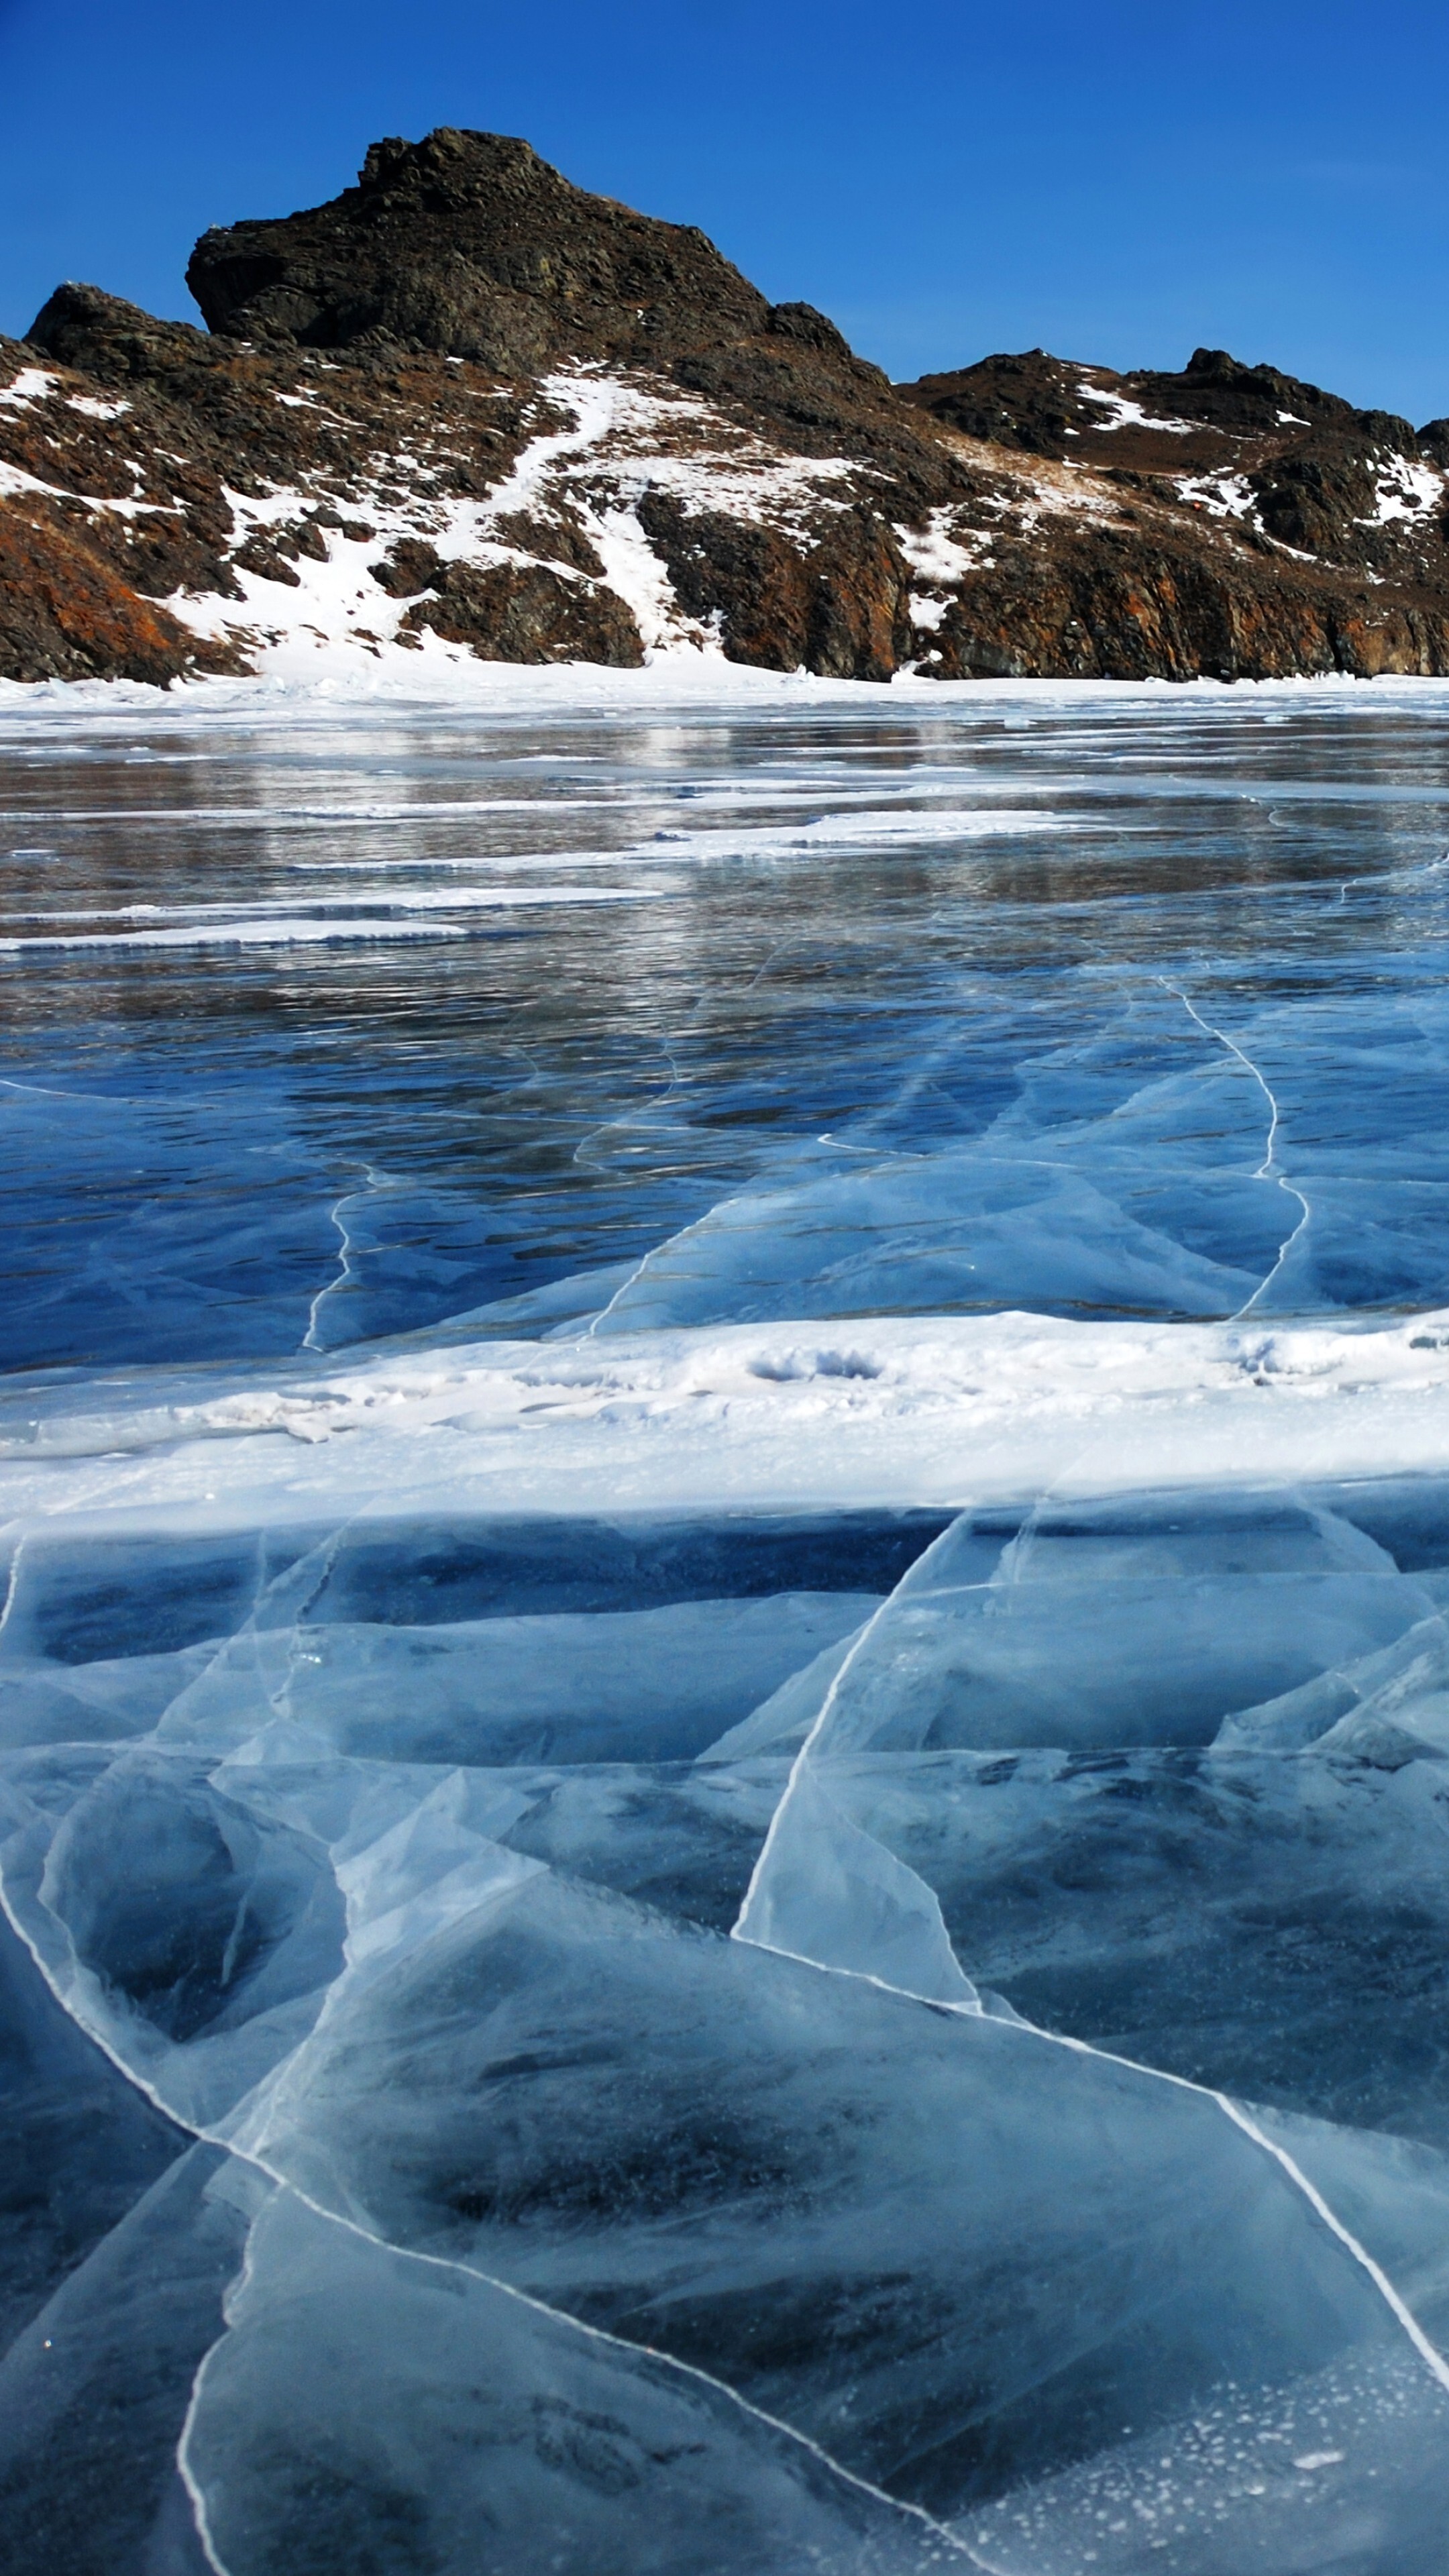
0 502 248 686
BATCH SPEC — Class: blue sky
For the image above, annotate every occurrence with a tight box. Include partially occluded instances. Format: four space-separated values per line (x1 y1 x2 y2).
3 0 1447 421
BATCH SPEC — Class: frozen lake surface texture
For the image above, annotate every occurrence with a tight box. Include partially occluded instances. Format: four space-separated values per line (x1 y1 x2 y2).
7 667 1449 2575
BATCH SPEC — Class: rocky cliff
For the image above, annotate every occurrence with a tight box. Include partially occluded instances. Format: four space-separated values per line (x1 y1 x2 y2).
4 127 1448 688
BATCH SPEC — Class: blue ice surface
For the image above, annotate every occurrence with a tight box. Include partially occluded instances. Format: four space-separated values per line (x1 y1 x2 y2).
6 689 1449 1368
6 684 1449 2572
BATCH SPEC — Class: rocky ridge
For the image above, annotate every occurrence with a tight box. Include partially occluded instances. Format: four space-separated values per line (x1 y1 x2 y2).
3 128 1449 687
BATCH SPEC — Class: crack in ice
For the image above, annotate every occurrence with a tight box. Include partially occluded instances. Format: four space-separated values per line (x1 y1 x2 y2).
732 1488 1449 2410
0 1709 985 2567
301 1163 386 1353
0 1529 23 1645
0 1830 987 2572
4 1703 1446 2575
737 1887 1449 2408
580 1179 751 1336
1165 981 1312 1318
173 2161 987 2576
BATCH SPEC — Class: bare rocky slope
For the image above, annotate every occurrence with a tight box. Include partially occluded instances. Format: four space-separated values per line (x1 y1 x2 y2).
4 126 1449 688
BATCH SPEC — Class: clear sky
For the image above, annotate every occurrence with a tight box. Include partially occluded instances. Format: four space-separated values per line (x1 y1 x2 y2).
3 0 1446 422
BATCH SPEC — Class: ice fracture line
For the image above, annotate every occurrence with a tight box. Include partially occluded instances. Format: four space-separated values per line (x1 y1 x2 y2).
173 2165 987 2576
1164 981 1311 1316
737 1811 1449 2404
0 1530 22 1645
731 1474 1449 2406
0 1843 981 2569
735 1468 1092 1950
302 1163 386 1352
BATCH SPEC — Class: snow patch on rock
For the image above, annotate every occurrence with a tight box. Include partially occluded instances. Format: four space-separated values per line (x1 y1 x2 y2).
1077 382 1196 435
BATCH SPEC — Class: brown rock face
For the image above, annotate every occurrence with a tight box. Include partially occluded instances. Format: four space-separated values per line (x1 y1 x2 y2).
922 543 1449 684
896 344 1444 588
6 130 1449 690
380 548 644 665
637 497 912 680
0 504 241 686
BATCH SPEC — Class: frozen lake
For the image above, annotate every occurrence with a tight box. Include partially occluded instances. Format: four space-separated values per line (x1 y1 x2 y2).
5 672 1449 2574
9 680 1449 1366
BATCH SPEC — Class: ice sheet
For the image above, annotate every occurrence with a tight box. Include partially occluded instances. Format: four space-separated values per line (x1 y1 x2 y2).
7 684 1449 2571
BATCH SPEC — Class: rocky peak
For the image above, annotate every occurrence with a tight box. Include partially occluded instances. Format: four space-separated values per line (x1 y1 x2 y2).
28 282 214 384
895 350 1090 457
174 129 929 478
1131 347 1419 455
184 125 773 373
898 343 1422 469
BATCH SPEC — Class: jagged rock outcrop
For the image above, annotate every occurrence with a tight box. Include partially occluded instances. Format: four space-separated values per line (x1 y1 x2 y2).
186 128 772 366
898 344 1419 459
4 130 1449 689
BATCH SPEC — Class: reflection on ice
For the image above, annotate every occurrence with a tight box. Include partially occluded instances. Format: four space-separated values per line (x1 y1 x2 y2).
10 689 1449 1371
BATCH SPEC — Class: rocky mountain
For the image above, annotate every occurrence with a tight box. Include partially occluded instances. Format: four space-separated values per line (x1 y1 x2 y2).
3 127 1449 688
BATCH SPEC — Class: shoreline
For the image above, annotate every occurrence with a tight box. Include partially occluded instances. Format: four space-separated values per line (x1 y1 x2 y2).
9 648 1449 728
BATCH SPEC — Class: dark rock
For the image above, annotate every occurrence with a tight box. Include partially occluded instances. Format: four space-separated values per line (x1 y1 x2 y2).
231 535 302 586
28 283 214 384
675 336 932 480
1139 347 1417 453
369 537 445 598
400 559 643 665
184 128 771 371
766 303 869 366
896 350 1097 458
490 508 605 578
637 495 911 680
179 129 937 478
900 341 1422 477
105 510 241 605
1250 451 1378 555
